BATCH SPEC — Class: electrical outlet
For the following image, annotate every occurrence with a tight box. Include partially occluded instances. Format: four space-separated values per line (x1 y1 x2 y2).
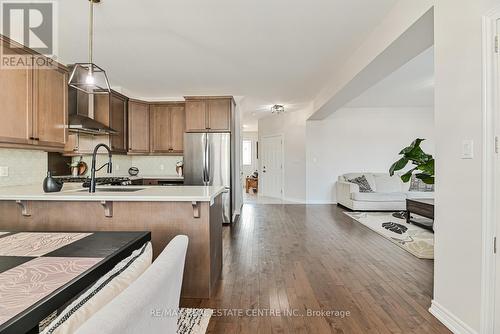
0 166 8 177
115 164 120 171
160 164 165 171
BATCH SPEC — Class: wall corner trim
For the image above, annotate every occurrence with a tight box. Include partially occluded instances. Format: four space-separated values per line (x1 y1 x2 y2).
429 300 478 334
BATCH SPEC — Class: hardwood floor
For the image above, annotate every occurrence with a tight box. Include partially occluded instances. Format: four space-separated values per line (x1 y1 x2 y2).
181 204 450 334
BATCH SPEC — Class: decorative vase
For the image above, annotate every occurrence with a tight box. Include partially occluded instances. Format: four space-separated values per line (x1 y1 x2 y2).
43 172 63 193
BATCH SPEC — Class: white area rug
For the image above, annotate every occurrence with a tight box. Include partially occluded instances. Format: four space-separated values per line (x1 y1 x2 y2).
344 212 434 259
177 308 212 334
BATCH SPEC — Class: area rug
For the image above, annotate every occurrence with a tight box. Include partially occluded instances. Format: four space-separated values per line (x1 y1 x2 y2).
177 308 213 334
344 212 434 259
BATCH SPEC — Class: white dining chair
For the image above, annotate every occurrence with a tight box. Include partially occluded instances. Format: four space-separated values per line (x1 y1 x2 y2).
75 235 189 334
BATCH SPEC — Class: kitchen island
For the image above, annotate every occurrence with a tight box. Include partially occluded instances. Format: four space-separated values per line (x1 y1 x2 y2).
0 184 224 299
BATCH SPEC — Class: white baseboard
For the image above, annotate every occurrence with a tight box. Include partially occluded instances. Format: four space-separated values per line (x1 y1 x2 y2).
306 200 337 205
429 300 478 334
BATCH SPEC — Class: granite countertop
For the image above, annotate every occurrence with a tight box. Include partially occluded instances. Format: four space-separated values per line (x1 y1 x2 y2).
0 183 224 202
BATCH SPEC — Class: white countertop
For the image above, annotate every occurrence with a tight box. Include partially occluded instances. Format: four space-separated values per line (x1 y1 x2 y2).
56 174 184 180
0 183 224 202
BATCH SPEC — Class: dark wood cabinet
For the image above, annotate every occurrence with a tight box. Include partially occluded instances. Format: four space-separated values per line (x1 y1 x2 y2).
185 97 233 132
128 100 150 153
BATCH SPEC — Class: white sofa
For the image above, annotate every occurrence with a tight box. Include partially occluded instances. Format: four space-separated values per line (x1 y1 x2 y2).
336 173 434 211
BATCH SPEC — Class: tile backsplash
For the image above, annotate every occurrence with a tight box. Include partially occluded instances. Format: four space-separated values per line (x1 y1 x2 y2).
73 155 183 177
0 149 47 187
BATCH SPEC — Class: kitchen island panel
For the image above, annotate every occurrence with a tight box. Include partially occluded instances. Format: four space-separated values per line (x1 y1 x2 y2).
0 196 223 299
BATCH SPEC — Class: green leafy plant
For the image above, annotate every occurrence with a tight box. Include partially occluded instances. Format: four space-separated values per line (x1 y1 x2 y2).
389 138 434 184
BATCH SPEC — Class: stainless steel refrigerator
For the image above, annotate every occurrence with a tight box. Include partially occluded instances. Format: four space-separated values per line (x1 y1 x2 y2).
184 133 232 223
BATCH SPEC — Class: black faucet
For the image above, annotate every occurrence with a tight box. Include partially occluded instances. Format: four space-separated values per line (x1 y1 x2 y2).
89 144 113 193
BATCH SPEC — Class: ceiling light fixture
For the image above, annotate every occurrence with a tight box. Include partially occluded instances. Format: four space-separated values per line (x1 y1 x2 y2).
68 0 111 95
271 105 285 114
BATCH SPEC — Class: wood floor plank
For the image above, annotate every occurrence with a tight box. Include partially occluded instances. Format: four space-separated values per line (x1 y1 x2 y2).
181 204 450 334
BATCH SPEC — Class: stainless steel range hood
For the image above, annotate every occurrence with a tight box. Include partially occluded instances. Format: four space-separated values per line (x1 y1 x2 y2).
68 65 118 135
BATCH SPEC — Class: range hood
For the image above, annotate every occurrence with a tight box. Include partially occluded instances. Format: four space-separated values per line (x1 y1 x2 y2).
68 113 118 135
68 66 118 135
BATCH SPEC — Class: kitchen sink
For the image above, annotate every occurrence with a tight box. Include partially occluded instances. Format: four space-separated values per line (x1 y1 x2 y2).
78 188 145 193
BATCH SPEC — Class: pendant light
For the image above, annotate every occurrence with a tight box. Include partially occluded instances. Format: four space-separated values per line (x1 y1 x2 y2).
68 0 111 94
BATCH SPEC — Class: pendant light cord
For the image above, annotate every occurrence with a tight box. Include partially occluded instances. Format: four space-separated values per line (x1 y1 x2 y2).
88 0 94 68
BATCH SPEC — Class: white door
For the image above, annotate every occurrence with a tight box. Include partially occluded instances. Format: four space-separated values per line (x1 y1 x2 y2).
261 135 283 198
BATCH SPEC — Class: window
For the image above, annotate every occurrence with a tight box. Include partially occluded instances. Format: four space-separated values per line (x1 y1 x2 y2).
242 140 252 166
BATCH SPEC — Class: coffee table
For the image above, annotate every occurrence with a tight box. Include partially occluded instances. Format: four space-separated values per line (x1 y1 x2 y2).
406 198 434 230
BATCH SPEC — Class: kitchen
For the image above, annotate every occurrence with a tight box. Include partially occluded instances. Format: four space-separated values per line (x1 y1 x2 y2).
0 31 241 304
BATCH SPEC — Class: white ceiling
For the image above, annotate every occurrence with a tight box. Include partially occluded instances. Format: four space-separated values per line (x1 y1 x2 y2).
345 46 434 108
57 0 399 125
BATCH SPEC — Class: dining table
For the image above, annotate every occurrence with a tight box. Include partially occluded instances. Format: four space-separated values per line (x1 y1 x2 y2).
0 230 151 334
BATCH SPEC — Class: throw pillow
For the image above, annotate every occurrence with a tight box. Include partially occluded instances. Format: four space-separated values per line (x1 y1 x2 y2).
42 242 153 334
409 175 434 192
347 175 374 193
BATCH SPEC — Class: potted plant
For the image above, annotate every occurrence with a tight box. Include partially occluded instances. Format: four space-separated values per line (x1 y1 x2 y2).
389 138 434 184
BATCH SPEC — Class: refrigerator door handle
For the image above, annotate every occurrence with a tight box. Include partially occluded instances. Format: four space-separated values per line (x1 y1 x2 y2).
203 133 209 185
206 136 211 184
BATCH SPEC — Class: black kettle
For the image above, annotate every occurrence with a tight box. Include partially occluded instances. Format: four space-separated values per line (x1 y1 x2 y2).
43 171 63 193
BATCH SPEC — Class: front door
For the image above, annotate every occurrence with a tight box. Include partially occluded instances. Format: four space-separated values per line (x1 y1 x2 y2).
261 135 283 199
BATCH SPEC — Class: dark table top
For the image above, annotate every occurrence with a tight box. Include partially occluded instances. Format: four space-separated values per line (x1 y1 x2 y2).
0 231 151 334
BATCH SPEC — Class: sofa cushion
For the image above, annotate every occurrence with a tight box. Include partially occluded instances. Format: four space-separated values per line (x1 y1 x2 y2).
351 192 406 202
347 175 373 193
406 191 435 200
373 174 404 193
343 173 376 191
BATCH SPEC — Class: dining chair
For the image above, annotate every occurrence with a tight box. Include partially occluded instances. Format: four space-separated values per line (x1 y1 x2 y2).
75 235 189 334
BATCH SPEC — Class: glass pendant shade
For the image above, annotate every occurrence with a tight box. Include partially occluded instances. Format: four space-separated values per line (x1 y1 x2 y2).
68 63 110 94
68 0 110 95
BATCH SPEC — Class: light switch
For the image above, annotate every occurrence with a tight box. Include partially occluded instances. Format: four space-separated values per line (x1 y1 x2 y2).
0 166 8 177
462 140 474 159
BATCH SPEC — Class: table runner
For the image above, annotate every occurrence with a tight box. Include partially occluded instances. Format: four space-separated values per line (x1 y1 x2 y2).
0 257 102 325
0 232 91 257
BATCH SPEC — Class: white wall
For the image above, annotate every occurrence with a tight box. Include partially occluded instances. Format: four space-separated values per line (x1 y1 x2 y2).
430 1 499 332
258 105 311 203
306 107 434 204
0 149 47 187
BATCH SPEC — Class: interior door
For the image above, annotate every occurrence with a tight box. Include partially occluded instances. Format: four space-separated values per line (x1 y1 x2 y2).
261 135 283 199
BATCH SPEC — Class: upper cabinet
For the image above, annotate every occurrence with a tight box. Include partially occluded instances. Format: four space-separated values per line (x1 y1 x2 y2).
150 102 185 154
185 97 233 133
33 65 68 148
0 36 68 151
93 91 128 153
128 100 150 153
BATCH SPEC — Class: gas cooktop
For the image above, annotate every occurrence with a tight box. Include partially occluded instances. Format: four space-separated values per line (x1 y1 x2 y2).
59 176 132 187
